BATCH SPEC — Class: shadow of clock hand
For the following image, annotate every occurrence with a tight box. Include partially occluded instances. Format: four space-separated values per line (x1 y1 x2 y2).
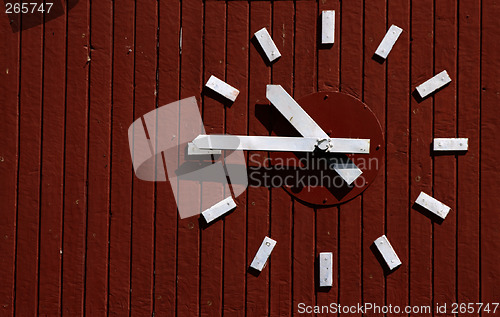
255 107 357 201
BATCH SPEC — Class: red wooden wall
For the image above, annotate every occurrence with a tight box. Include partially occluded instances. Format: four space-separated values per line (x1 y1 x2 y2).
1 0 500 316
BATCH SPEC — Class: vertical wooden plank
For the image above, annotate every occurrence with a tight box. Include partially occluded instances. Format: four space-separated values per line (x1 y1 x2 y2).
292 1 317 313
269 2 294 316
224 2 249 315
480 0 500 313
318 0 340 92
316 0 340 313
363 0 386 308
177 0 203 315
457 1 481 315
200 2 226 316
85 0 113 315
338 0 363 314
292 200 316 315
246 2 271 315
14 10 44 317
433 0 457 311
61 0 90 315
0 10 20 317
130 0 157 315
409 0 434 314
38 5 67 316
154 0 180 315
386 0 410 314
315 204 338 312
108 0 134 315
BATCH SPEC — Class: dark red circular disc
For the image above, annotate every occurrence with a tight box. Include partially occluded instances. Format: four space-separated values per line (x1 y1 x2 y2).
268 91 384 207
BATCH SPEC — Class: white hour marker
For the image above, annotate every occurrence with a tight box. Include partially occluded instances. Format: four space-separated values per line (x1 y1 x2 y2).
321 10 335 45
319 252 333 287
250 236 277 272
205 75 240 102
374 25 403 59
414 192 451 220
374 235 402 271
201 196 237 223
254 27 281 63
415 70 452 98
433 138 468 152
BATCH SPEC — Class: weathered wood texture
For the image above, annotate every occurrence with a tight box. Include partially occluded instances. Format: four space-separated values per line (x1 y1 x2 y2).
0 0 498 316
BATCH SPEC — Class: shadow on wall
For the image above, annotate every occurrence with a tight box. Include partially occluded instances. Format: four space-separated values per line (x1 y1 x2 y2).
4 0 79 32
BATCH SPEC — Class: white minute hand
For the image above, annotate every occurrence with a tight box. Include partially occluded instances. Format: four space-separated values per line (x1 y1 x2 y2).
266 85 364 185
193 135 370 154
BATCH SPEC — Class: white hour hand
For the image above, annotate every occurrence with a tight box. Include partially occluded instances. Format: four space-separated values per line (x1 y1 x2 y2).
266 85 329 139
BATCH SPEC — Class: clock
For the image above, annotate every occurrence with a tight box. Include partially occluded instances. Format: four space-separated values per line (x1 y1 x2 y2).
128 6 459 283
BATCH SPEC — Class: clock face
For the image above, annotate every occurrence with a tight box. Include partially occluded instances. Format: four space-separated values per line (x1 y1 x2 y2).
126 0 469 288
268 91 384 206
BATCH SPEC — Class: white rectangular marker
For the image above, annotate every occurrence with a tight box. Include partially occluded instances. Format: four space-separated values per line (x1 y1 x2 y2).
250 236 277 272
416 70 452 98
319 252 333 287
201 196 237 223
205 75 240 102
433 138 468 151
321 11 335 44
374 25 403 59
415 192 451 220
254 28 281 63
374 235 402 271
